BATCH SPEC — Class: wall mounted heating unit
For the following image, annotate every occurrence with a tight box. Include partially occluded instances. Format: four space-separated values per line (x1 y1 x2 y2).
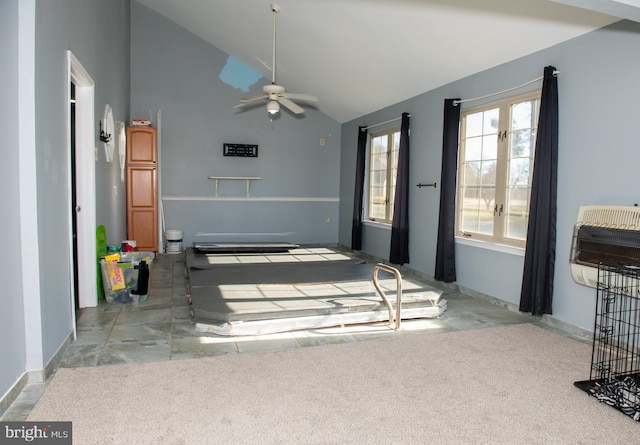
570 205 640 288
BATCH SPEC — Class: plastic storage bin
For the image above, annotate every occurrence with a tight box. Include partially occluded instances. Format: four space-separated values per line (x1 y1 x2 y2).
120 251 155 267
100 252 154 303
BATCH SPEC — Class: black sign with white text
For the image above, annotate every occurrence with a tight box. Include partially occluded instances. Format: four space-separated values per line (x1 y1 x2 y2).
223 143 258 157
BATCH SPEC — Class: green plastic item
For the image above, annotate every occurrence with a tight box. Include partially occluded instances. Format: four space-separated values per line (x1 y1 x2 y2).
96 225 107 300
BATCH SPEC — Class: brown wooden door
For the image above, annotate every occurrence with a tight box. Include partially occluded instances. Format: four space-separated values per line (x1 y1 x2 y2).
127 165 158 251
126 127 157 164
126 126 158 252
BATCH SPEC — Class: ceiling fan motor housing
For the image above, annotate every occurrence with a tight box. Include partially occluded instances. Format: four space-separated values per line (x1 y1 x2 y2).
263 84 285 95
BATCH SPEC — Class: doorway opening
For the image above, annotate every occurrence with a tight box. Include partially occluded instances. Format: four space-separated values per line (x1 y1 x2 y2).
67 51 97 330
70 82 79 312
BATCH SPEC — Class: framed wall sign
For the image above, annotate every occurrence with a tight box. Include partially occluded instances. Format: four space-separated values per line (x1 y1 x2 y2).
223 143 258 157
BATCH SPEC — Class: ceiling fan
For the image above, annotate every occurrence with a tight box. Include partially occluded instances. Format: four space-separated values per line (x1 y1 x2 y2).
235 3 318 115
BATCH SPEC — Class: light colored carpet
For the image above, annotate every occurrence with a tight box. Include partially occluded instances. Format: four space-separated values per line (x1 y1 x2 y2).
28 324 638 444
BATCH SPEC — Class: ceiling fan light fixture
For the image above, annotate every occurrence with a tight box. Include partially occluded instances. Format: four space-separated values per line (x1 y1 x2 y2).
267 100 280 114
235 4 317 116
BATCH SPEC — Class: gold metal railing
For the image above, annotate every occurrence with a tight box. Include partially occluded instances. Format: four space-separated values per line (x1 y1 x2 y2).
372 263 403 330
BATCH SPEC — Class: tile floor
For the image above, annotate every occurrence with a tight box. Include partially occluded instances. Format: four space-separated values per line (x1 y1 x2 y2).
1 251 570 421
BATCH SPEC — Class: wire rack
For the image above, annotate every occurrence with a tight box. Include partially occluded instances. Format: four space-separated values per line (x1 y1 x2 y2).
575 263 640 421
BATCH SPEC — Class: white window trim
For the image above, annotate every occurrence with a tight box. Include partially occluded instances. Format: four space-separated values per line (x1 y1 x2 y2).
365 126 400 225
363 219 392 230
363 131 372 222
363 130 393 227
456 90 541 249
455 235 525 256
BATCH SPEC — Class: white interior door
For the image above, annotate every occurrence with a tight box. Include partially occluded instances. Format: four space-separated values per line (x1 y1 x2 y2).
68 51 97 312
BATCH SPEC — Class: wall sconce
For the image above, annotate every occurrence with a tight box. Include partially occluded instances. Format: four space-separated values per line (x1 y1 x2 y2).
101 104 115 162
99 119 112 143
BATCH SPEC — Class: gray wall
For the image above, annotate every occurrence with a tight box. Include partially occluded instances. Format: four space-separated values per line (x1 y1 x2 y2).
0 0 27 406
59 0 131 245
130 3 341 247
340 19 640 332
1 0 130 407
34 0 130 363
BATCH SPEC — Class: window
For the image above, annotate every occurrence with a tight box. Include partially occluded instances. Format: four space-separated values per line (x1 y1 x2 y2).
457 92 541 247
368 128 400 224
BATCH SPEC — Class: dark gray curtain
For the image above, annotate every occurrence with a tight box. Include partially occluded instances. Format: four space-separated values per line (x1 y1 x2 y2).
351 126 368 250
435 99 461 282
389 113 410 264
519 66 558 315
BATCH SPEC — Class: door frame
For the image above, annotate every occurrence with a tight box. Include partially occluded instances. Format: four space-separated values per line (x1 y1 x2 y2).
67 51 97 315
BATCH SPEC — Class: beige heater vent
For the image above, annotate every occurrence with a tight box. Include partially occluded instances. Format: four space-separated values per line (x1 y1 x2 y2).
570 205 640 288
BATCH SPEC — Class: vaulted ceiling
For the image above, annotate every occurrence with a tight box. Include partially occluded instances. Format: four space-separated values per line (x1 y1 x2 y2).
135 0 638 123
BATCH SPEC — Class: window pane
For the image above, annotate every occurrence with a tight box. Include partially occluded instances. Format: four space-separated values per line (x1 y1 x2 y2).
370 168 385 188
482 134 498 160
389 178 396 211
505 185 530 240
508 158 531 186
511 129 533 158
483 108 499 134
369 184 386 220
390 175 397 200
368 128 401 223
372 136 387 155
480 160 496 187
505 98 537 242
466 137 482 161
390 133 400 182
371 155 387 173
461 186 480 233
392 131 400 152
506 185 530 215
505 212 528 240
478 184 495 234
512 100 534 130
388 132 401 218
370 204 386 220
390 133 400 172
466 112 483 137
477 199 494 235
461 185 494 236
464 161 480 186
370 185 385 201
461 211 479 233
369 132 387 220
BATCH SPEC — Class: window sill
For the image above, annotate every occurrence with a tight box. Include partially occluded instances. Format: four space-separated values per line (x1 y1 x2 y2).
455 236 525 256
363 220 392 230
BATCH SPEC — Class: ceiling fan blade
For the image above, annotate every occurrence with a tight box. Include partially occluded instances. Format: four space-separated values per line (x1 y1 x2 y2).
279 97 305 114
281 92 318 102
239 93 269 103
234 100 267 112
